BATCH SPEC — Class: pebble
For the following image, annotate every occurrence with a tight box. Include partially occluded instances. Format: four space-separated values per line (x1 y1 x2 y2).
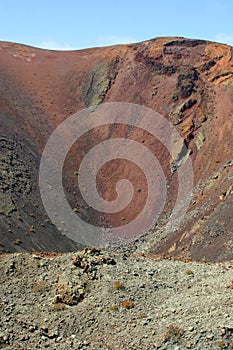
206 334 214 340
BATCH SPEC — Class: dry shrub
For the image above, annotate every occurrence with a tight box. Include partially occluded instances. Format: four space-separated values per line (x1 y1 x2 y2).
121 300 135 309
32 281 50 292
164 325 184 343
113 281 125 290
51 303 66 312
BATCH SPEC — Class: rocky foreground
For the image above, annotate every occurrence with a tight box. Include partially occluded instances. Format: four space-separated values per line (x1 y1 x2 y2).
1 248 233 349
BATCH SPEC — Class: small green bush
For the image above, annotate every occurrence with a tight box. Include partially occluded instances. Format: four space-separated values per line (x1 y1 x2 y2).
186 270 194 276
109 304 119 311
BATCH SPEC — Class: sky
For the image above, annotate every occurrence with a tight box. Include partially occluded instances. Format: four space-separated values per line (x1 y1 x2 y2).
0 0 233 50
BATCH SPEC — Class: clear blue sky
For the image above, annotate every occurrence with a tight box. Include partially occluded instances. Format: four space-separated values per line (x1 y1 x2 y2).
0 0 233 50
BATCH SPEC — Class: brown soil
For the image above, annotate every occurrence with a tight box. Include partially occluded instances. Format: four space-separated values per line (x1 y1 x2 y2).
0 37 232 261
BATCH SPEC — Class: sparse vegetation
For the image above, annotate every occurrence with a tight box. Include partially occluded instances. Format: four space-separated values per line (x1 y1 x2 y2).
108 304 119 311
164 325 184 343
113 281 125 290
51 302 66 312
186 269 194 276
121 300 135 309
137 312 147 319
1 37 233 350
32 281 50 292
1 247 233 348
215 341 227 349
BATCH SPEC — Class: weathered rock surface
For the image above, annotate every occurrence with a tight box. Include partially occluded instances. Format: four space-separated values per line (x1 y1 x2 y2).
1 249 233 349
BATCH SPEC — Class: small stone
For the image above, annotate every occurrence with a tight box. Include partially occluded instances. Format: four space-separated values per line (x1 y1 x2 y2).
206 334 214 340
32 254 42 260
220 328 226 335
3 334 9 341
147 270 154 276
29 326 35 332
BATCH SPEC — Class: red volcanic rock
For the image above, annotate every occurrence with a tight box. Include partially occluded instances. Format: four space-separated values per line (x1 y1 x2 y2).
0 37 232 260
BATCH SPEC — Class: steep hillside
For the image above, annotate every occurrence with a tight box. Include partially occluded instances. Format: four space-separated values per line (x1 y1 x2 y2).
0 37 232 260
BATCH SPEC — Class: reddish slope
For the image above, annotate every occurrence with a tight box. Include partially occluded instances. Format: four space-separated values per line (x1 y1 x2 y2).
0 38 232 260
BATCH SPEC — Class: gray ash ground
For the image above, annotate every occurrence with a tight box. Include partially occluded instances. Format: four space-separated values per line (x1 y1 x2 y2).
1 248 233 349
